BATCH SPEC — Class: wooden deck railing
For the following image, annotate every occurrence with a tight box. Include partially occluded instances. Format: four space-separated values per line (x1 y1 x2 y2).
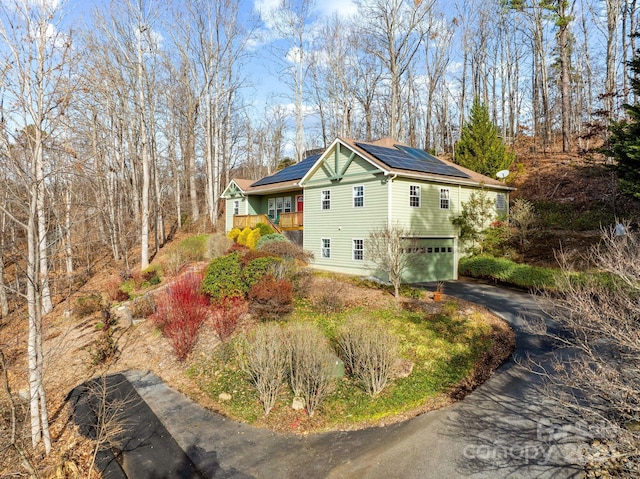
233 213 302 231
279 212 303 229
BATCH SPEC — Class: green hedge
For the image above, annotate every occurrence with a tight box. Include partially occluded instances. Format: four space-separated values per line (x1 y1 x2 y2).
458 255 558 290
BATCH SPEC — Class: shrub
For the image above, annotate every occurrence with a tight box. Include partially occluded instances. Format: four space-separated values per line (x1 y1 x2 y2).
258 241 314 263
141 264 162 283
248 274 293 320
283 323 335 416
246 228 262 250
337 318 399 397
208 234 233 259
458 255 558 290
255 222 274 237
237 227 252 246
210 296 248 343
243 257 283 289
88 309 118 365
240 249 277 266
237 323 287 415
151 272 210 360
177 234 209 261
129 295 156 319
105 276 129 302
75 294 103 318
256 233 288 249
312 281 345 314
201 252 246 301
227 228 242 241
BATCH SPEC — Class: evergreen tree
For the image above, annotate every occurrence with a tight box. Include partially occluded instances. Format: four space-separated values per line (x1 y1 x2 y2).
455 98 514 177
606 44 640 199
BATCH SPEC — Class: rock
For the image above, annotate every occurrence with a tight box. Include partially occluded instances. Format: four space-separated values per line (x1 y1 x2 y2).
218 392 231 401
392 358 414 378
292 396 305 411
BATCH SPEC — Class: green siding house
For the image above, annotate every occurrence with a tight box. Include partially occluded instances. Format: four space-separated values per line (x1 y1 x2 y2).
222 137 515 283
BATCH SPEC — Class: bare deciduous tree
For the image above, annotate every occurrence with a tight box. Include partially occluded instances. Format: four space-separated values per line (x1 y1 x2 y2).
366 224 419 300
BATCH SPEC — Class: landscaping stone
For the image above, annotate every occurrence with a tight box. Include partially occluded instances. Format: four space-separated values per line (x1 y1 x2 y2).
218 392 232 401
392 358 414 379
292 396 305 411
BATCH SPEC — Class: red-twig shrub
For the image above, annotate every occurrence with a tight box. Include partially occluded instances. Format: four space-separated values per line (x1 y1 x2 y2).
151 272 210 360
210 296 248 343
248 275 293 320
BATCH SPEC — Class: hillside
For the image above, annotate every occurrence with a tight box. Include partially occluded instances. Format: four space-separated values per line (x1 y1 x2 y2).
500 141 640 267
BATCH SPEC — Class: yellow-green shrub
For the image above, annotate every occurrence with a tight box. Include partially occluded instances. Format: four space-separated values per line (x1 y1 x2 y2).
246 228 262 250
237 227 252 246
227 228 241 241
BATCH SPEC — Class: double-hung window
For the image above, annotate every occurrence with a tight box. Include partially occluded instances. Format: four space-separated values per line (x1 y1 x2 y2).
321 238 331 258
233 200 240 216
321 190 331 210
440 188 450 209
353 239 364 261
409 185 421 207
283 197 292 213
353 185 364 208
496 193 506 212
268 198 275 218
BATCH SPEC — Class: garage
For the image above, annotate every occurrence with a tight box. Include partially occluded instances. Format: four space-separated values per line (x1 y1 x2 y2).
401 238 456 283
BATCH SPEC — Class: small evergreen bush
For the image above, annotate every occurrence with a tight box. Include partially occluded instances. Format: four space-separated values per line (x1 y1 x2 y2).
256 233 288 249
243 257 283 290
227 228 242 241
255 222 274 236
237 227 252 246
246 228 262 250
201 252 246 300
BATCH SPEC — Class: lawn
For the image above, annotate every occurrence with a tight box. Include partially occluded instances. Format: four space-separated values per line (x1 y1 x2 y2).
188 290 513 433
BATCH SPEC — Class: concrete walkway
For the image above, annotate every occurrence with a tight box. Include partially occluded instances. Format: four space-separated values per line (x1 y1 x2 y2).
79 280 586 478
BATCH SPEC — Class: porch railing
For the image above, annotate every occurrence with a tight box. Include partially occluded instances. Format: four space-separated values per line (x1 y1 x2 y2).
279 211 303 229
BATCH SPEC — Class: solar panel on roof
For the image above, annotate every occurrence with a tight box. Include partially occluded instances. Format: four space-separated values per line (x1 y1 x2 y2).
355 143 470 179
251 154 321 187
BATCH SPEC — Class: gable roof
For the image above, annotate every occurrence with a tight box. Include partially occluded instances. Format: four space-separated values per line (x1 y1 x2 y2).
226 137 515 196
338 138 514 190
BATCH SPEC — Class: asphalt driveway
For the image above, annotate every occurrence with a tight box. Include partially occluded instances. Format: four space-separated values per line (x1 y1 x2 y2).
72 280 586 479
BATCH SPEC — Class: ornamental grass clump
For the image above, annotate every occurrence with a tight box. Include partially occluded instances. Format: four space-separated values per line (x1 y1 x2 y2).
237 323 287 415
337 318 399 397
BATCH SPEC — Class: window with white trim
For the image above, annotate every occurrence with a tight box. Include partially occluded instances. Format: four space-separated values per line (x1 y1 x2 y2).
440 188 450 209
496 193 507 211
233 200 240 215
353 185 364 208
409 185 421 207
276 197 284 217
268 198 275 218
353 239 364 261
284 196 292 213
321 190 331 210
321 238 331 258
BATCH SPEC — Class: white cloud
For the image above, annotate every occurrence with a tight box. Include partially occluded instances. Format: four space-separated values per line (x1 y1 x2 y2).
313 0 358 18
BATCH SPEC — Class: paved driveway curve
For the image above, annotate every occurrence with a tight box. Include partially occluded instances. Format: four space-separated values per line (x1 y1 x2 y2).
79 280 585 479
